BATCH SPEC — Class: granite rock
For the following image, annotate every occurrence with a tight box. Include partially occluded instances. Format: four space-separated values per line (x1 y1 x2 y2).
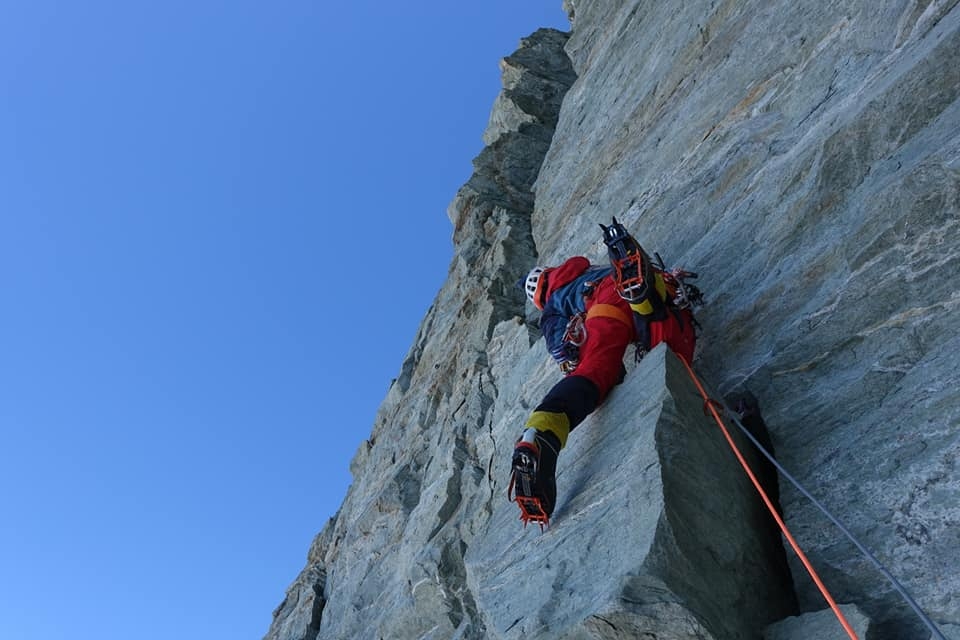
466 345 795 640
764 605 873 640
266 3 960 639
532 2 960 637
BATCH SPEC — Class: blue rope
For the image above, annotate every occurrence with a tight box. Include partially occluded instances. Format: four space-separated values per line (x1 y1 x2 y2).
723 405 948 640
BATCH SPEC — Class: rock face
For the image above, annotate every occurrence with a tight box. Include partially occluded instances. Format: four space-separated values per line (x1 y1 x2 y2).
267 28 577 640
764 605 874 640
466 346 796 640
266 3 960 639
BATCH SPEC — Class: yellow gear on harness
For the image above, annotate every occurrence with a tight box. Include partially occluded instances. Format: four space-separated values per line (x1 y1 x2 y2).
628 272 669 316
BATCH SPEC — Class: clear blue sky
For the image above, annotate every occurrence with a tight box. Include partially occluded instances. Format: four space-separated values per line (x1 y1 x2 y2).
0 3 569 639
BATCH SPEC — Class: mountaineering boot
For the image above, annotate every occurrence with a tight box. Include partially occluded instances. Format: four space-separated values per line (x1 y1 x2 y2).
509 428 561 528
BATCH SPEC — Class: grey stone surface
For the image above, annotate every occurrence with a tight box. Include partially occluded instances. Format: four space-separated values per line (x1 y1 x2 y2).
483 28 575 147
266 3 960 639
466 345 794 640
266 526 331 640
764 605 873 640
531 2 960 638
265 28 575 640
940 624 960 640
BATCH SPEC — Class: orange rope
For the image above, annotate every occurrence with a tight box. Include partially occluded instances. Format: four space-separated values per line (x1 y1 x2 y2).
678 356 859 640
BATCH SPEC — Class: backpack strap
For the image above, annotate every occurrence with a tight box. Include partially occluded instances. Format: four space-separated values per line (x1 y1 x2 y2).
585 303 633 328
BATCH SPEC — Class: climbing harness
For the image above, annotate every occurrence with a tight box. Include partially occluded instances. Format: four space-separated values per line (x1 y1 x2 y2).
679 358 949 640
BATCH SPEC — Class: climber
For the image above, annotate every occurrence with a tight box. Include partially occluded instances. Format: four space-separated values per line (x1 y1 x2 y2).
509 218 702 527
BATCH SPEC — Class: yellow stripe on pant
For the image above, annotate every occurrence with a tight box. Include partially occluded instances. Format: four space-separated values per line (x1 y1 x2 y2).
525 411 571 448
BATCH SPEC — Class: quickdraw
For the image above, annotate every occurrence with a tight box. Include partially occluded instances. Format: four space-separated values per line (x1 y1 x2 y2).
563 312 587 347
655 253 705 312
557 312 587 375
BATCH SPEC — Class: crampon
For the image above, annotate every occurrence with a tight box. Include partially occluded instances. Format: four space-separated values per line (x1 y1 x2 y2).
507 441 550 530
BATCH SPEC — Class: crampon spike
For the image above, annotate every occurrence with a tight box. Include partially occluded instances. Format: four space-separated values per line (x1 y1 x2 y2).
515 496 550 531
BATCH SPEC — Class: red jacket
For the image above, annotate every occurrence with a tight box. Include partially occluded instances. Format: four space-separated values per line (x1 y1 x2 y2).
537 256 697 398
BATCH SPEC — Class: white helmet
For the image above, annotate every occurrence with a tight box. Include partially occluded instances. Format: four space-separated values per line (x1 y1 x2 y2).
524 266 546 307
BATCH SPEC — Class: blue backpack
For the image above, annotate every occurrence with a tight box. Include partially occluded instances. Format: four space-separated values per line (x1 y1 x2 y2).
539 265 612 366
